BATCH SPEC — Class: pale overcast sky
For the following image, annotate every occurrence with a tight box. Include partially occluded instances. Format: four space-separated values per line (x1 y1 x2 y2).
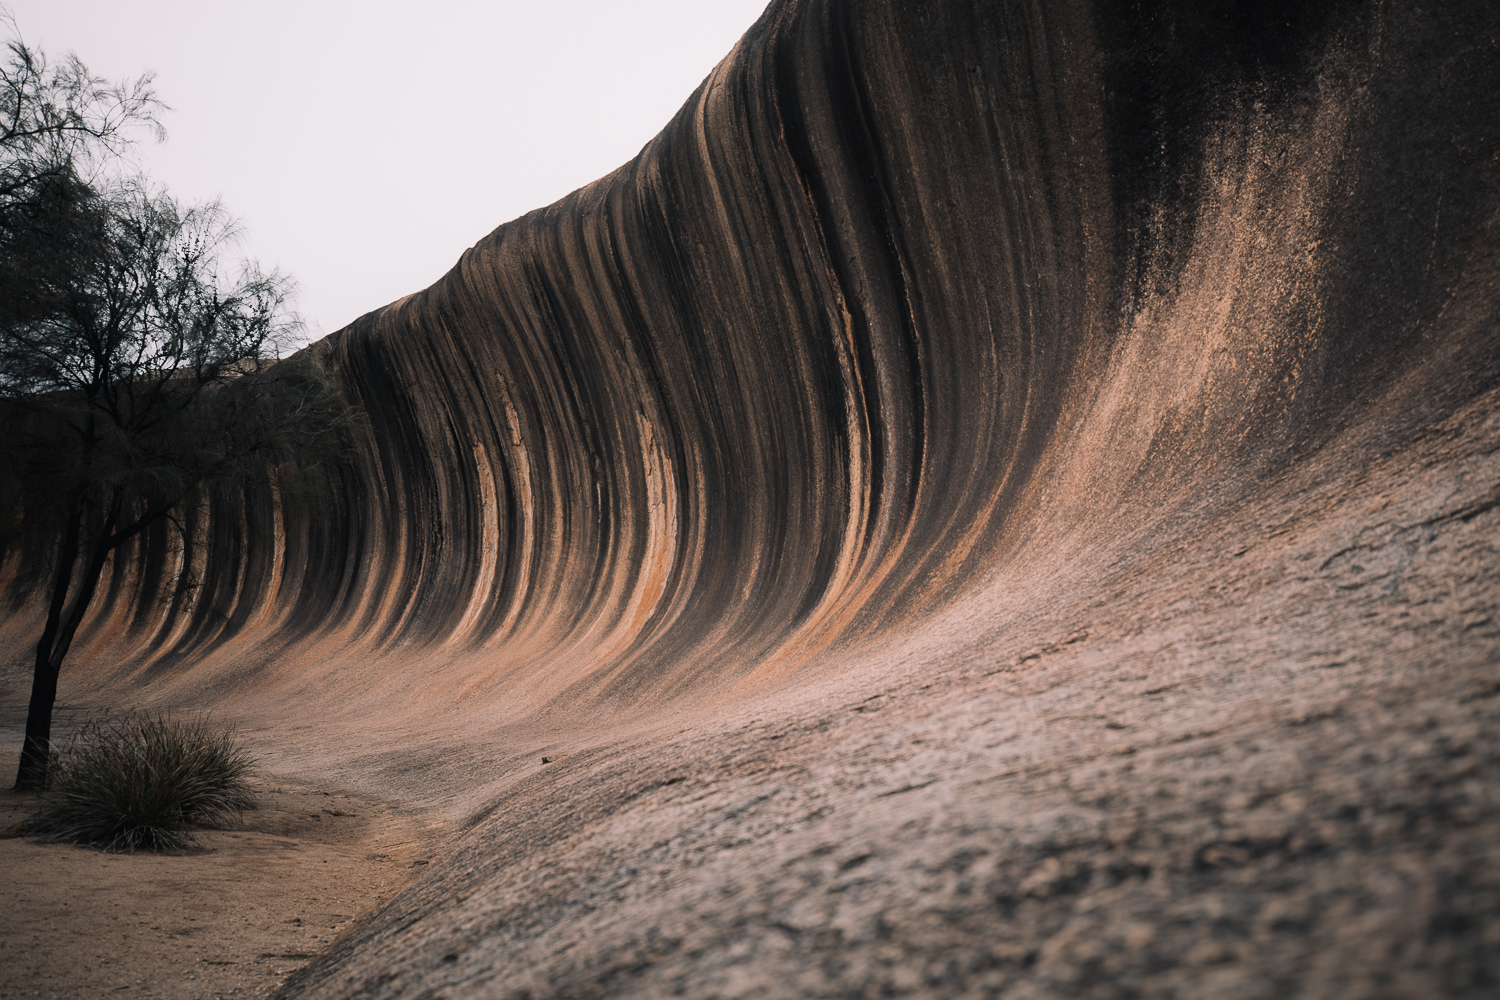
8 1 770 341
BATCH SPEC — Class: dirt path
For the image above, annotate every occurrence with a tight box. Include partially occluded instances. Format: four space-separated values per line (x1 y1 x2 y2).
0 761 438 1000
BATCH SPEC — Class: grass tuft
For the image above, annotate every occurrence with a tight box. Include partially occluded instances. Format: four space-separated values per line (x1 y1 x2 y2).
28 712 255 852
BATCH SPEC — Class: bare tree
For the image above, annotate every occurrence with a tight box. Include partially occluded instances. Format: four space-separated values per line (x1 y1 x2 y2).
0 30 351 791
0 15 164 239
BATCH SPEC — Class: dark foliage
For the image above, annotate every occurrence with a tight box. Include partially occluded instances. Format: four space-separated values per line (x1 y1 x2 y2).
0 22 355 790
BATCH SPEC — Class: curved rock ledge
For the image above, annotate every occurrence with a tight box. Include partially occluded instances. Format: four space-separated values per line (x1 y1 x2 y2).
3 0 1498 995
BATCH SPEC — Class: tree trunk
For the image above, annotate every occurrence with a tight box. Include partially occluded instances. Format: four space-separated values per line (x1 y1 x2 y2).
14 503 80 792
13 502 114 792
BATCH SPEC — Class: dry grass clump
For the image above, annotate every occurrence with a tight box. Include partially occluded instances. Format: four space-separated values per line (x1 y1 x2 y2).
28 712 255 852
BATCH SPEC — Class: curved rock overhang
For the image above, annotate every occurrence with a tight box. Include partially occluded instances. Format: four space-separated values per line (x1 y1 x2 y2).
11 0 1493 726
2 0 1498 991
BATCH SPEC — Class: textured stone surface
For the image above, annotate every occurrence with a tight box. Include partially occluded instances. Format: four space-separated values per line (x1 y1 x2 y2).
3 0 1498 996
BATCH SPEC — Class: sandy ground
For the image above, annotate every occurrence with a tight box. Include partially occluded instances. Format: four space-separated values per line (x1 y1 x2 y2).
0 751 438 1000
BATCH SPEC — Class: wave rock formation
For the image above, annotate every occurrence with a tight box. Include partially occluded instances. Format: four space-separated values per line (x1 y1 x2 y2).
5 0 1499 995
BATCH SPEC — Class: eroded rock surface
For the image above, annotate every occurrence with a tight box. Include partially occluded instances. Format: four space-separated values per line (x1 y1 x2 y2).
3 0 1497 996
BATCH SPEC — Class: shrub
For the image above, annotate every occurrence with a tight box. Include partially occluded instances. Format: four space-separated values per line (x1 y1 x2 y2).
28 712 255 851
